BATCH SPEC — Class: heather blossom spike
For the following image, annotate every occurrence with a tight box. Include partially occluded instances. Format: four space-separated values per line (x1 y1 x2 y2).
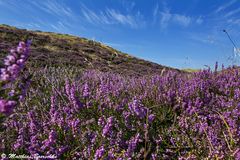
102 116 114 137
128 98 147 119
0 40 31 115
94 146 105 160
125 133 141 157
83 82 90 98
0 99 16 114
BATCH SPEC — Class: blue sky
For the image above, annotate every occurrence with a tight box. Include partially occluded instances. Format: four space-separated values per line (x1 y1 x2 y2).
0 0 240 69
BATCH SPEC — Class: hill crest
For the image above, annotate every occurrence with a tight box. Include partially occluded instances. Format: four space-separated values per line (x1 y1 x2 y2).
0 24 182 76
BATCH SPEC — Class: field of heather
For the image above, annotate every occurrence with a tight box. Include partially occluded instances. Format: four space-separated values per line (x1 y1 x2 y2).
0 42 239 159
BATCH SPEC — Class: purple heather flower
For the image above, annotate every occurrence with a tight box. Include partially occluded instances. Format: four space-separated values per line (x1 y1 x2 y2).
13 128 25 150
151 153 157 160
7 64 20 75
83 83 90 98
5 55 16 65
128 98 147 119
67 82 83 110
8 89 15 97
41 130 57 151
98 116 105 126
102 116 114 137
108 148 115 159
235 150 240 160
28 111 38 134
94 146 105 160
70 118 80 137
148 114 155 123
16 58 25 65
57 146 69 156
0 99 16 114
126 133 141 157
0 41 30 82
0 41 31 116
28 135 40 155
0 72 10 81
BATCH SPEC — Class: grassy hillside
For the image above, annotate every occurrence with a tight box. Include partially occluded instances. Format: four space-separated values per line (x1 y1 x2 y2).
0 24 182 76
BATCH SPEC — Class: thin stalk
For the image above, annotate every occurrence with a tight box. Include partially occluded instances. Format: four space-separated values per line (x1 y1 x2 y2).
194 111 214 154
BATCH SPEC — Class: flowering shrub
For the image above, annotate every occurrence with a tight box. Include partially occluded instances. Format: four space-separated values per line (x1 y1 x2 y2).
0 43 239 159
0 41 31 115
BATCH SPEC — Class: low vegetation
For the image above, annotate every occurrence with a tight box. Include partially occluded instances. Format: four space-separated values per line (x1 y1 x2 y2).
0 24 182 76
0 41 239 159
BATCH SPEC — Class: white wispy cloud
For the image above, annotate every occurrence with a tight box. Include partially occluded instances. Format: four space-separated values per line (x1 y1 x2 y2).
160 12 192 28
121 1 135 12
157 3 172 28
45 1 73 17
160 11 172 28
81 4 111 24
50 21 66 32
227 18 240 25
80 4 144 28
153 2 194 28
106 9 138 28
30 0 74 19
215 0 237 13
224 8 240 18
81 5 120 26
173 14 191 27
